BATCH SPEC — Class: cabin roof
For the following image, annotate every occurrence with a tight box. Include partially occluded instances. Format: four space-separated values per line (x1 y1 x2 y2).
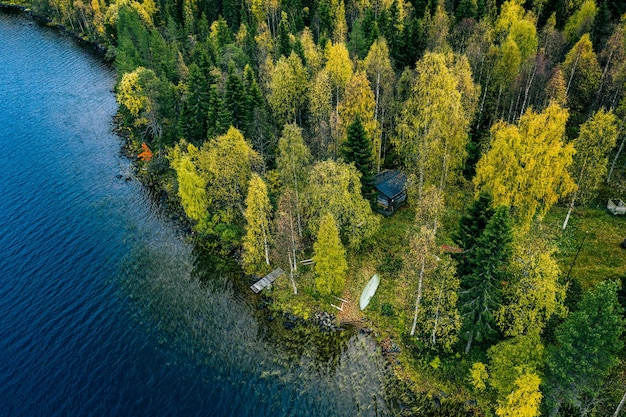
374 170 407 199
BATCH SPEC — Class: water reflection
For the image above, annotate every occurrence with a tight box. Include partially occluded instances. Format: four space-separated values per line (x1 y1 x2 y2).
120 240 390 416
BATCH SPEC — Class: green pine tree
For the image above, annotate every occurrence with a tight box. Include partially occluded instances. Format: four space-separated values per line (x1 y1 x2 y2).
453 192 495 278
546 280 625 415
179 63 212 145
278 11 292 57
460 205 513 353
342 115 375 200
206 84 230 140
224 63 248 133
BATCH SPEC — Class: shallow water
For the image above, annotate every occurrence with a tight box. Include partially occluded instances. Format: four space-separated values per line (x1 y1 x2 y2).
0 14 390 416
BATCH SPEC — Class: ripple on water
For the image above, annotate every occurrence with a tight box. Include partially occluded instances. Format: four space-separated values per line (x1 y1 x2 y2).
0 13 390 417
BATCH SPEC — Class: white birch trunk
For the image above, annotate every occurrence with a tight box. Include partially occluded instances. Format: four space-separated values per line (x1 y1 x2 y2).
410 257 426 337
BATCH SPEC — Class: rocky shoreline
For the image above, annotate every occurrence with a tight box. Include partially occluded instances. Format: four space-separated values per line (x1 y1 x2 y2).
0 2 111 60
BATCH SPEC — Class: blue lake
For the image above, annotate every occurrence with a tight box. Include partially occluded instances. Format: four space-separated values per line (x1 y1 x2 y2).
0 13 389 417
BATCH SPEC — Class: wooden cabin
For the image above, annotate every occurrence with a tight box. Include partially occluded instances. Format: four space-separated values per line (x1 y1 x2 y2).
374 170 407 215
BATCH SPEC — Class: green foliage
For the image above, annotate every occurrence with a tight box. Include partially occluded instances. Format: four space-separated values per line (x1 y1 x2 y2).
197 127 261 223
571 108 618 204
396 52 471 196
497 234 567 337
453 192 494 276
562 33 601 132
487 332 545 400
342 115 374 199
460 206 513 353
268 52 308 125
313 213 348 296
495 373 542 417
546 280 625 414
469 362 489 391
304 160 379 249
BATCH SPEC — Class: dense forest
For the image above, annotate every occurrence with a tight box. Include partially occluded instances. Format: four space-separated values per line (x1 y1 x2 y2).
9 0 626 414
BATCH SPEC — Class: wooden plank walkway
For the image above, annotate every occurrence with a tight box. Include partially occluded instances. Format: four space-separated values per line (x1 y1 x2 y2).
250 268 285 293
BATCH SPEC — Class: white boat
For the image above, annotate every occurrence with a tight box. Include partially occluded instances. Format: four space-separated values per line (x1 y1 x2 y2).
359 273 380 310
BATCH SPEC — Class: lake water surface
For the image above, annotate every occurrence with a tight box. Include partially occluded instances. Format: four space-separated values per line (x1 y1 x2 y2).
0 13 390 417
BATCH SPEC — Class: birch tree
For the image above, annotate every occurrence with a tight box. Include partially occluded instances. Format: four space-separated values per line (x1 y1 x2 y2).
396 52 470 197
268 52 309 125
497 234 567 337
313 213 348 296
363 38 395 172
474 102 576 231
563 109 618 229
168 141 208 227
276 123 311 237
304 160 379 249
274 189 301 294
197 127 261 223
242 174 272 275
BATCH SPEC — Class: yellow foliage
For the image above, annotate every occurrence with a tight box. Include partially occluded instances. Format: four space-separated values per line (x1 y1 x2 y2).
474 102 576 231
117 69 145 118
495 373 542 417
469 362 489 391
337 71 379 149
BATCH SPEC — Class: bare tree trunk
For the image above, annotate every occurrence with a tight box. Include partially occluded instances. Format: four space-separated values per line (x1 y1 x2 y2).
519 61 537 119
608 123 626 184
410 257 426 337
565 48 581 99
465 329 474 354
293 169 303 238
430 285 444 345
592 49 613 112
612 390 626 417
562 190 577 231
494 84 503 121
476 71 491 130
262 221 270 266
375 72 382 173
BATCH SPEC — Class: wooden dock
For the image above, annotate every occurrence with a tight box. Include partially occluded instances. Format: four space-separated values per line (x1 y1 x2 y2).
250 268 284 293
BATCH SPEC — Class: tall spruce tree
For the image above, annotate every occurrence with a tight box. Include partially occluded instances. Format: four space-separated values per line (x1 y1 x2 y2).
342 115 375 200
224 64 248 133
460 205 513 354
546 280 625 415
453 193 495 278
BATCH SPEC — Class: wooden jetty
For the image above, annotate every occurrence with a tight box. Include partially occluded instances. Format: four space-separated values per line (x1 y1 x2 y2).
250 268 284 293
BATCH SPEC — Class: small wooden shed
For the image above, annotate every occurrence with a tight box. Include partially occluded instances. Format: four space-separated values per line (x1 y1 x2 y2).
374 170 407 215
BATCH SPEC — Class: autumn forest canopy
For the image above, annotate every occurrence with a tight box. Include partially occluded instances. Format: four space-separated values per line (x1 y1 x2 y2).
14 0 626 414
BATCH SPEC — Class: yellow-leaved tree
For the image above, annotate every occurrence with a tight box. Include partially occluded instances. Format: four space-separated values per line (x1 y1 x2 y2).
495 373 542 417
396 52 471 197
474 101 576 231
168 141 208 227
497 233 567 337
313 213 348 296
337 70 379 156
196 127 261 224
242 173 272 275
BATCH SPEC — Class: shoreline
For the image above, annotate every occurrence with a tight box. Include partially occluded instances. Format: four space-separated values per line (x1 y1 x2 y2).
0 2 111 62
0 6 476 414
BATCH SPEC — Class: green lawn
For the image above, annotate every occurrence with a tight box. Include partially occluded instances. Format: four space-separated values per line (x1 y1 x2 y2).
544 206 626 290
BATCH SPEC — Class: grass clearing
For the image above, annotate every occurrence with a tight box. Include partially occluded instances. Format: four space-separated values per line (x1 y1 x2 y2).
543 206 626 290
